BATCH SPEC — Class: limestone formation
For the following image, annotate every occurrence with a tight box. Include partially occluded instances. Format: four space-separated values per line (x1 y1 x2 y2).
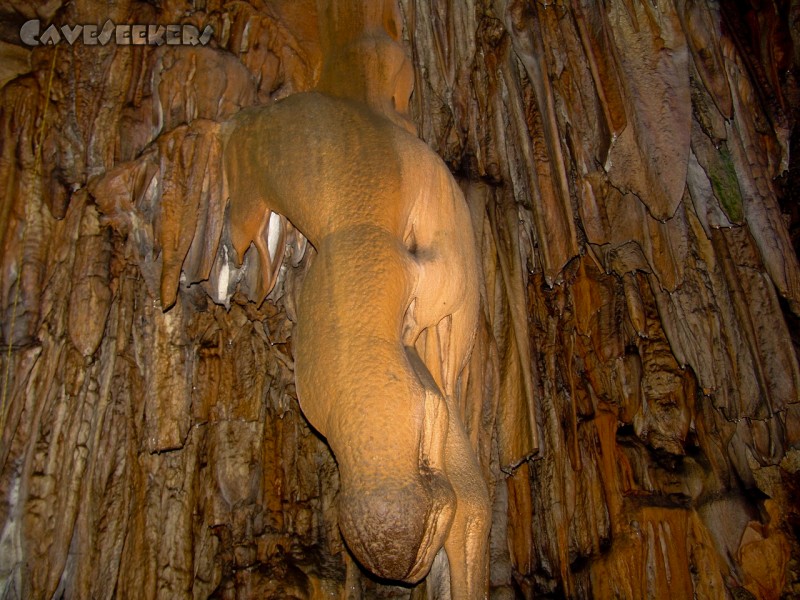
222 3 491 591
0 0 798 598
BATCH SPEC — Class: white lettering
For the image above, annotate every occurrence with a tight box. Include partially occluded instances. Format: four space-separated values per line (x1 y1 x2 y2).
131 24 147 45
40 24 61 45
82 24 98 44
115 23 131 45
21 19 214 47
60 24 82 44
199 25 213 45
166 24 181 45
148 24 165 45
97 20 114 45
182 24 199 46
20 19 40 46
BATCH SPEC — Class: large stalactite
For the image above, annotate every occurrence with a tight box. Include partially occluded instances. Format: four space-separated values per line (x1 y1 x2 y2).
0 0 798 598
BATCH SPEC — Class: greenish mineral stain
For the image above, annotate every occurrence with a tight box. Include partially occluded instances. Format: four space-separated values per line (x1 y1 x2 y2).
709 146 744 223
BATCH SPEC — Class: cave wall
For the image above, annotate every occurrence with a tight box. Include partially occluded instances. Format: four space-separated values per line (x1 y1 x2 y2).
0 0 798 598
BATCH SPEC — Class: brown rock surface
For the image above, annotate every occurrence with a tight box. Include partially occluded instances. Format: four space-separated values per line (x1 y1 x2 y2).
0 0 798 597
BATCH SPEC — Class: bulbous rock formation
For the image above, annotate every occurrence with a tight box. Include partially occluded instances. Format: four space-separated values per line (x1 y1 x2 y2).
222 2 491 593
0 0 798 598
223 79 489 596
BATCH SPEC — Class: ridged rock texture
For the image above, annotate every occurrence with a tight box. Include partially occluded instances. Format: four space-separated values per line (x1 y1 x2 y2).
0 0 798 598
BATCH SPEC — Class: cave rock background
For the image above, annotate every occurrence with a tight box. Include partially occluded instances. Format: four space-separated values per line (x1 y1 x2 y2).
1 0 799 598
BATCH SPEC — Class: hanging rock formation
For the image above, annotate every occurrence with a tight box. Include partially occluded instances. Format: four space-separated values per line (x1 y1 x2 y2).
0 0 798 598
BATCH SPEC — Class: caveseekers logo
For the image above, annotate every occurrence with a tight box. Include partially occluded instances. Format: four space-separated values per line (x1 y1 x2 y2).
20 19 214 46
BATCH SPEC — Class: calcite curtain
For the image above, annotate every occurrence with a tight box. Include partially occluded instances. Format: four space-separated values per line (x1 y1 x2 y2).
0 0 798 598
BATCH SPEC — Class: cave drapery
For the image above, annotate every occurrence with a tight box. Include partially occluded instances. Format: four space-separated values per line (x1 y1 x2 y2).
0 0 799 598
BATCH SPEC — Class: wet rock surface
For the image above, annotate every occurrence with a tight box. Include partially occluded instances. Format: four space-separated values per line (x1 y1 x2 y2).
0 0 798 597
